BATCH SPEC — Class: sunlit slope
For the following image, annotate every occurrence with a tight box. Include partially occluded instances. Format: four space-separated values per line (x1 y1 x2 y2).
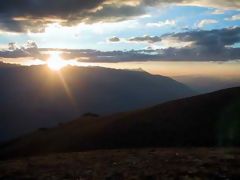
0 87 239 159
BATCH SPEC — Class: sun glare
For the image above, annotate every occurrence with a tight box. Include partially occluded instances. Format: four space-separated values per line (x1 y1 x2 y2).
47 51 67 71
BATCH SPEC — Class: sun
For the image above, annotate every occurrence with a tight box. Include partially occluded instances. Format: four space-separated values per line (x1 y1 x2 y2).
47 51 67 71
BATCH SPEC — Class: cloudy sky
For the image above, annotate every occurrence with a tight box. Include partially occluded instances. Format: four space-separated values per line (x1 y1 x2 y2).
0 0 240 77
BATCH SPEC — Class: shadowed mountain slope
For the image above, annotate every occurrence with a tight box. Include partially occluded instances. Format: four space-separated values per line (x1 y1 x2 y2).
0 87 239 159
0 64 194 142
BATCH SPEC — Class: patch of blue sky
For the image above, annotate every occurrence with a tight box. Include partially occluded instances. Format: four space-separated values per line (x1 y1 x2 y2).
0 34 29 48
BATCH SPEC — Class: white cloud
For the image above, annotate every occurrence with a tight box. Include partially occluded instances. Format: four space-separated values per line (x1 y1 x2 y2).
147 19 176 27
175 0 240 10
139 14 152 18
211 9 225 14
197 19 218 28
160 36 194 48
225 14 240 21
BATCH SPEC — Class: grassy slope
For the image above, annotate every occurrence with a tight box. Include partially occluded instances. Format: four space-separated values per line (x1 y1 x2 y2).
0 87 240 159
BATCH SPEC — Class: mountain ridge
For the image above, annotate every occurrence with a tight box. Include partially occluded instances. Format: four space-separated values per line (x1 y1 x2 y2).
0 87 239 160
0 64 194 142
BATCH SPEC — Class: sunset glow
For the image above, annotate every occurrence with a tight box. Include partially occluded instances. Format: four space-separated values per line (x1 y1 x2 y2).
47 52 67 71
0 1 240 175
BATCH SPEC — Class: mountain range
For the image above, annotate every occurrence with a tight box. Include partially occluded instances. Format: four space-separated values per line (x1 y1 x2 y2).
0 63 194 142
1 87 239 159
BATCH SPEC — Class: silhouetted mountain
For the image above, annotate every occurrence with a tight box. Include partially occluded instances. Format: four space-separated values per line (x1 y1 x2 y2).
173 75 240 93
0 87 239 159
0 64 194 142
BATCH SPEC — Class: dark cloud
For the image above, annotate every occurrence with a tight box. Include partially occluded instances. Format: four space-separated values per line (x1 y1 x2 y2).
127 26 240 48
0 0 239 33
0 0 104 18
67 27 240 61
164 27 240 48
129 36 162 43
159 27 240 60
108 36 121 42
0 17 48 33
0 0 143 32
53 47 240 63
142 0 240 9
61 49 159 62
81 4 145 24
1 27 240 61
0 0 104 32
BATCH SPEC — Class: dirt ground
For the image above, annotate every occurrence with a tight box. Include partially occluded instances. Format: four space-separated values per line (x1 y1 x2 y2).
0 148 240 180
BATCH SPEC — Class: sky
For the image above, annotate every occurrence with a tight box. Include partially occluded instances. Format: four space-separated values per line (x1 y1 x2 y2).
0 0 240 77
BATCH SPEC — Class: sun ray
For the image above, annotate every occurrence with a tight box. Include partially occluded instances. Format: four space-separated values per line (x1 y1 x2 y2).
56 71 77 108
46 51 77 109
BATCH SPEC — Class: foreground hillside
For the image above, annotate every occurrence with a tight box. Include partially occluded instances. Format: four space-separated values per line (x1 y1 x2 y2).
1 148 240 179
0 87 239 159
0 64 194 142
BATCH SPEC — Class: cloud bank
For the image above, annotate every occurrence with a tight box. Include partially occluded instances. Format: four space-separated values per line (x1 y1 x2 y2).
121 26 240 48
1 27 240 62
0 41 40 58
0 0 239 33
